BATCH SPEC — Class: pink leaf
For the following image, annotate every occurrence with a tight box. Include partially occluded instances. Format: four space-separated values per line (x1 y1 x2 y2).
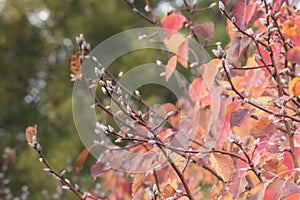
188 77 208 102
161 13 187 37
286 46 300 64
194 22 215 40
165 55 177 81
176 39 189 68
283 151 293 171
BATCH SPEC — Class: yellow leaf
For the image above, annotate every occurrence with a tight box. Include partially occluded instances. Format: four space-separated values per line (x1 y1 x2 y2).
132 173 146 195
210 153 234 182
164 33 186 53
288 77 300 97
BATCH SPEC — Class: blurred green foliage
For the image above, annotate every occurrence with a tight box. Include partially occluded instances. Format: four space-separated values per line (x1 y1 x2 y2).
0 0 226 199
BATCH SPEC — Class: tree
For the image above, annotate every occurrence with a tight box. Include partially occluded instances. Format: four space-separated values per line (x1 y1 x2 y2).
18 0 300 199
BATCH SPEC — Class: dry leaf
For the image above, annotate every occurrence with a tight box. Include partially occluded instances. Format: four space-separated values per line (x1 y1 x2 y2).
210 153 234 182
69 51 82 75
25 125 37 144
75 148 89 175
131 173 146 195
90 161 110 181
162 184 177 198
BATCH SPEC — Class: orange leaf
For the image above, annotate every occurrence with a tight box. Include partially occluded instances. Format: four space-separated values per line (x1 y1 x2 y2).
288 77 300 97
162 184 176 198
75 148 89 175
287 46 300 64
161 13 187 37
166 55 177 81
25 125 37 144
131 173 146 195
210 153 234 182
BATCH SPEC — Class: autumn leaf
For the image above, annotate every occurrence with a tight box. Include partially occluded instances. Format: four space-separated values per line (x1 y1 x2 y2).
156 103 178 118
25 125 37 144
226 36 252 65
287 46 300 64
165 55 177 81
75 148 89 175
90 161 110 181
162 184 176 198
286 194 300 200
210 153 234 182
69 51 82 75
230 109 249 128
164 33 186 53
189 77 208 102
288 77 300 97
194 22 215 40
131 173 146 195
263 178 300 200
161 13 187 37
177 39 189 68
202 59 220 90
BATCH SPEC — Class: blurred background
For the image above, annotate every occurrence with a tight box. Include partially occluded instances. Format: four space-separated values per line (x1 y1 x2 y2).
0 0 226 199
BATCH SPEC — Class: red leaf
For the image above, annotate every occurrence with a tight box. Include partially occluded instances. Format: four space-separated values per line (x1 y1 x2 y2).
166 55 177 81
161 13 187 37
176 39 189 68
230 1 260 30
194 22 215 40
90 162 110 181
75 148 89 175
230 0 247 29
287 46 300 64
